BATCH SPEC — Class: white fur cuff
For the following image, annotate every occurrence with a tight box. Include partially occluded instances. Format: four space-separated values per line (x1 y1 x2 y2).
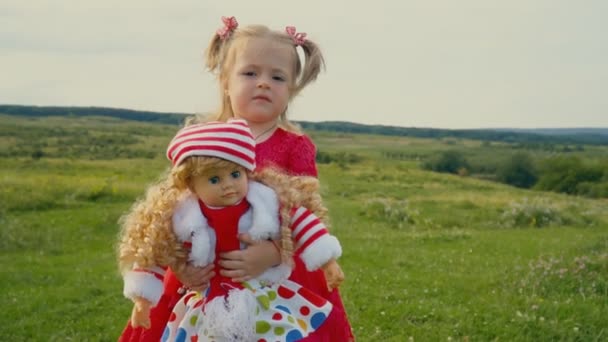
300 235 342 271
123 271 164 306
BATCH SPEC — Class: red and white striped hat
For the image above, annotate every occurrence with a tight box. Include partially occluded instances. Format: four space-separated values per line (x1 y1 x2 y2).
166 119 256 170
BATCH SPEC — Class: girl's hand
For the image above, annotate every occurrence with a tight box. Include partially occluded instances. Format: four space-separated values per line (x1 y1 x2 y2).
219 233 281 282
131 297 152 329
321 259 345 291
173 263 215 291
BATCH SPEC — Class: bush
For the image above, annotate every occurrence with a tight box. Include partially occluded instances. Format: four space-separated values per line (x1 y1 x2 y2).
422 150 470 174
316 151 362 165
535 157 606 196
500 198 565 228
497 152 538 188
360 198 417 229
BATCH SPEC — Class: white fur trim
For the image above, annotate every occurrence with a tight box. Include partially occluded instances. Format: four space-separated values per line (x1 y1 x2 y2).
300 235 342 271
190 229 215 266
256 263 292 285
123 270 164 306
172 192 207 242
200 289 257 341
246 182 280 240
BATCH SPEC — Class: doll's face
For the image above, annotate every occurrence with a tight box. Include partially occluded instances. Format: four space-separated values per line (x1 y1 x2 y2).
192 165 249 207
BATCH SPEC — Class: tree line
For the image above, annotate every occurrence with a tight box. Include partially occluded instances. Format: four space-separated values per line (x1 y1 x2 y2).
2 105 607 146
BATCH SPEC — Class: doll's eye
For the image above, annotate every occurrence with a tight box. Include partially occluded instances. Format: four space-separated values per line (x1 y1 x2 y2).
208 176 220 184
231 171 241 179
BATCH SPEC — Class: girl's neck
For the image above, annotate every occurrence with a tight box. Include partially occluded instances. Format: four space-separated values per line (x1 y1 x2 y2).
249 120 279 142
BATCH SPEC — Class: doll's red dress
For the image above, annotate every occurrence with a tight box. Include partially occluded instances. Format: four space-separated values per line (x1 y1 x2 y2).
118 128 354 341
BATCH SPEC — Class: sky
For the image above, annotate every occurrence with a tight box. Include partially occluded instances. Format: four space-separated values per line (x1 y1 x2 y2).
1 0 607 129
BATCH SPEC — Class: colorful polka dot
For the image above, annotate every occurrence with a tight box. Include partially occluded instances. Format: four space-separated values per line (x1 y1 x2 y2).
161 327 170 342
278 285 295 299
256 320 271 334
272 313 283 321
274 327 285 336
297 286 326 307
297 318 308 331
310 312 327 329
193 299 203 309
275 305 292 314
175 328 187 342
189 314 198 326
300 306 310 316
286 330 304 342
257 294 270 309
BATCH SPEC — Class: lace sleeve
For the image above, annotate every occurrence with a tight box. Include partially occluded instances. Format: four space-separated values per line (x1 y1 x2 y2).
289 134 318 177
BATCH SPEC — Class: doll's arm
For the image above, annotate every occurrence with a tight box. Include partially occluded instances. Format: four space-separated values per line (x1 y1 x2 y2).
122 266 166 309
130 296 153 328
291 207 342 271
320 259 345 290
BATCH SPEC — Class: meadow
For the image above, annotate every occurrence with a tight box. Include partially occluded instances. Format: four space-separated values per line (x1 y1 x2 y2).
1 114 607 341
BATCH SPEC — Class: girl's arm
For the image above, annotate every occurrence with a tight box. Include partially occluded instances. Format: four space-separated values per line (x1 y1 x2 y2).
219 235 281 282
172 263 216 291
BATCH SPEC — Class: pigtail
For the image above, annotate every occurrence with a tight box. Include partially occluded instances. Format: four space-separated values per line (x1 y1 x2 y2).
205 34 225 73
117 167 191 275
293 39 326 96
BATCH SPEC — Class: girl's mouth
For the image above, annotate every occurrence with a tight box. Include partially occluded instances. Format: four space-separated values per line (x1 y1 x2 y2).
253 95 271 102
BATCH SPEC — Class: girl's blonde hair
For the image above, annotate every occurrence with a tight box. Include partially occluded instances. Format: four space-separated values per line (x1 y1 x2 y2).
117 156 328 273
203 24 325 132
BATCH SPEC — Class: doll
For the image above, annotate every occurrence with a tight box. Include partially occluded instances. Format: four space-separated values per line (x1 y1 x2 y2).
117 120 344 341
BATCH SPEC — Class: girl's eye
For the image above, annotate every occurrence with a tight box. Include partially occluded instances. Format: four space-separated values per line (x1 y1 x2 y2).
243 71 256 77
231 171 241 179
209 176 220 184
273 75 285 82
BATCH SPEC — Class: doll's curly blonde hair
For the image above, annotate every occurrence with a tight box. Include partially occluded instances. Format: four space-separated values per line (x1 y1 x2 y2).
117 156 328 274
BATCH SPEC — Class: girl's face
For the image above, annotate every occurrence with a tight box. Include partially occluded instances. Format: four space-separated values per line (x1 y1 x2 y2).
192 165 248 207
226 37 294 124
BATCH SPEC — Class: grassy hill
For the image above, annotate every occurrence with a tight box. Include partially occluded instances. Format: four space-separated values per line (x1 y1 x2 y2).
1 113 607 341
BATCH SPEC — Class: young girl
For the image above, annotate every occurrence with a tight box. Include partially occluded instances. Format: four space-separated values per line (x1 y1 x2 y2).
119 120 344 341
118 16 354 341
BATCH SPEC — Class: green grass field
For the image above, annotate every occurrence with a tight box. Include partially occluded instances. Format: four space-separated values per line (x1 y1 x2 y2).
1 115 607 341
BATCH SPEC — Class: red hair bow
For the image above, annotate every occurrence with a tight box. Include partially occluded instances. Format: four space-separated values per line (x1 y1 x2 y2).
217 16 238 40
285 26 307 46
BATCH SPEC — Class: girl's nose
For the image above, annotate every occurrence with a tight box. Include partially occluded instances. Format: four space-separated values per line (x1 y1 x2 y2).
257 79 270 89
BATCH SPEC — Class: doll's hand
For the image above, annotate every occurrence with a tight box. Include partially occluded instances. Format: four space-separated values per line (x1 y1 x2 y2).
219 233 281 282
173 263 215 291
131 297 152 329
321 259 345 291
